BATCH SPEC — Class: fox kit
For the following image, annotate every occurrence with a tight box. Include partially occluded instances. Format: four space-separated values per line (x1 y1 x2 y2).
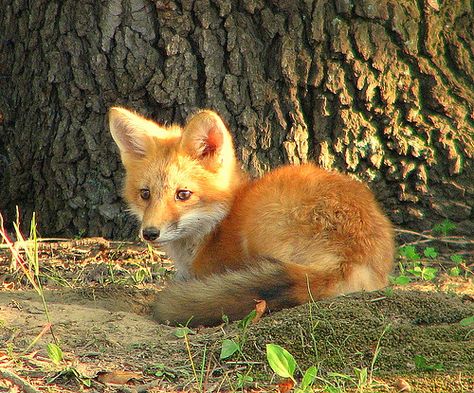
109 107 394 326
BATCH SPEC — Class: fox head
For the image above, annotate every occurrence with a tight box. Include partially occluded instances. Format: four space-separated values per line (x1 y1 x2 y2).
108 107 245 245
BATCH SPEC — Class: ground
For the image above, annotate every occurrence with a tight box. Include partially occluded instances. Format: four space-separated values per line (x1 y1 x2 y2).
0 233 473 393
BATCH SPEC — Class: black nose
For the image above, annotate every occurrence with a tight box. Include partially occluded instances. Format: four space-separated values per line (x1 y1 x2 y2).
142 227 160 241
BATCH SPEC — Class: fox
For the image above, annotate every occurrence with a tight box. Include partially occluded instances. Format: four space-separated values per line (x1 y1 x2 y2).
108 107 395 326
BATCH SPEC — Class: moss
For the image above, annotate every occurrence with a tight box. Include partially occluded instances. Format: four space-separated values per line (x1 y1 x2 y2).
241 290 474 376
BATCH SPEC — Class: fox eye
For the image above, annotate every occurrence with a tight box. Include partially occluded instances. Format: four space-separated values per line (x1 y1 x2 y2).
176 189 192 201
140 188 150 200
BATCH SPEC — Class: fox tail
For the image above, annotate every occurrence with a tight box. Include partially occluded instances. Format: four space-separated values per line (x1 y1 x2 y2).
151 257 340 326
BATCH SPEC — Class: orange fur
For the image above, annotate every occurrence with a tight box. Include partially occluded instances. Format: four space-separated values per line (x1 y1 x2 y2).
109 107 394 326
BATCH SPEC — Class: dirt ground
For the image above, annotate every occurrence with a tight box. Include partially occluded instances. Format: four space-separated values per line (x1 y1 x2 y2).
0 237 473 392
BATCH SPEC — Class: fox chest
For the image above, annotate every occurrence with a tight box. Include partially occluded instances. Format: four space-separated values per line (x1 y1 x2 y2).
163 238 201 280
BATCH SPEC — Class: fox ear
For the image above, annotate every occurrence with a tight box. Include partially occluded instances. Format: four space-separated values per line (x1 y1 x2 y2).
181 110 234 169
108 107 155 158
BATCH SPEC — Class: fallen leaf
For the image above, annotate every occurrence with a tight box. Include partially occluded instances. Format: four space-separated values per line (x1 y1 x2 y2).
394 377 412 392
253 299 267 323
96 370 142 385
277 378 294 393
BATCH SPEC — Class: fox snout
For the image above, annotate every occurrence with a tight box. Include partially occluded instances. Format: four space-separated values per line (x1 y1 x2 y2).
142 226 161 242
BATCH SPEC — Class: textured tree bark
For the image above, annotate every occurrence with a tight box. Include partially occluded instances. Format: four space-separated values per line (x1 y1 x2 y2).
0 0 472 238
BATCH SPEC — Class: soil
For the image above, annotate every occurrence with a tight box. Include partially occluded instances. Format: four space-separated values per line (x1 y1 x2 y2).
0 238 473 392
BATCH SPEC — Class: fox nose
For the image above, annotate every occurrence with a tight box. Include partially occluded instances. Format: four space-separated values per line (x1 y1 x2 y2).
142 227 160 241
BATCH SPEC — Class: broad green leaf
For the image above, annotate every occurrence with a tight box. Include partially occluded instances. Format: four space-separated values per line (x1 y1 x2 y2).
47 343 63 365
421 267 437 281
220 339 240 360
392 275 410 285
460 316 474 327
266 344 296 381
301 366 317 389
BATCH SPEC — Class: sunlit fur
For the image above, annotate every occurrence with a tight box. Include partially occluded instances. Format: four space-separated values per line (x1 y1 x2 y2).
109 107 395 326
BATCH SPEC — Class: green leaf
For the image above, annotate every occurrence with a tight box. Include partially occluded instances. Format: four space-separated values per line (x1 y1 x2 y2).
414 354 427 369
423 247 438 259
174 327 194 338
238 310 256 330
220 339 240 360
325 387 344 393
414 355 444 371
399 245 420 261
301 366 317 389
460 316 474 327
236 373 253 388
392 275 410 285
149 363 176 379
327 372 354 381
433 219 456 236
266 344 296 381
407 267 421 278
421 267 438 281
449 266 461 277
47 343 63 365
81 378 92 387
384 287 394 297
354 367 368 385
450 254 464 264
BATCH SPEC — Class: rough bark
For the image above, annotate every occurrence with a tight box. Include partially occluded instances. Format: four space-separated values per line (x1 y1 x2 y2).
0 0 472 238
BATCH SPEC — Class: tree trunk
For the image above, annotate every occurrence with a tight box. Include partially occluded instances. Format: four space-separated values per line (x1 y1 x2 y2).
0 0 472 239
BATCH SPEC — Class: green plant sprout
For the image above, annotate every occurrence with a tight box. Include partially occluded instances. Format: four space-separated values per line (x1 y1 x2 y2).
174 323 208 392
219 309 257 360
0 210 60 348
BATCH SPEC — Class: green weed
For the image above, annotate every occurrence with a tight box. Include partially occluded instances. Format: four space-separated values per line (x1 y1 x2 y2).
414 354 444 372
432 219 456 236
0 210 61 348
219 309 256 360
393 245 438 283
48 365 92 387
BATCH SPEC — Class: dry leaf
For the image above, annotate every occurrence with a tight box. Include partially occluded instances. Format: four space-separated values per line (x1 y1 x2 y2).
277 378 294 393
96 370 142 385
394 377 412 392
253 299 267 323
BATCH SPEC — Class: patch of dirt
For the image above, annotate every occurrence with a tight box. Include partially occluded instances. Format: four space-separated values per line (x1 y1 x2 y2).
0 238 473 392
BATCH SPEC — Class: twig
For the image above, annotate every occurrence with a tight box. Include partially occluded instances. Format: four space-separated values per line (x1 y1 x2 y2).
0 368 41 393
395 228 474 245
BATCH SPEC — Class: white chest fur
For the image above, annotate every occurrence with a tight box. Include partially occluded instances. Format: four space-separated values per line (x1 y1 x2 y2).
162 238 199 280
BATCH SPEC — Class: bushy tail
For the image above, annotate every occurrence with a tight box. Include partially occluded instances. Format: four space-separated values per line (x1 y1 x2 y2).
151 257 340 326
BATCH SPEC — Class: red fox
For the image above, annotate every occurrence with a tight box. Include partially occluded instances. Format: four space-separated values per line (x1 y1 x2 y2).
108 107 394 326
